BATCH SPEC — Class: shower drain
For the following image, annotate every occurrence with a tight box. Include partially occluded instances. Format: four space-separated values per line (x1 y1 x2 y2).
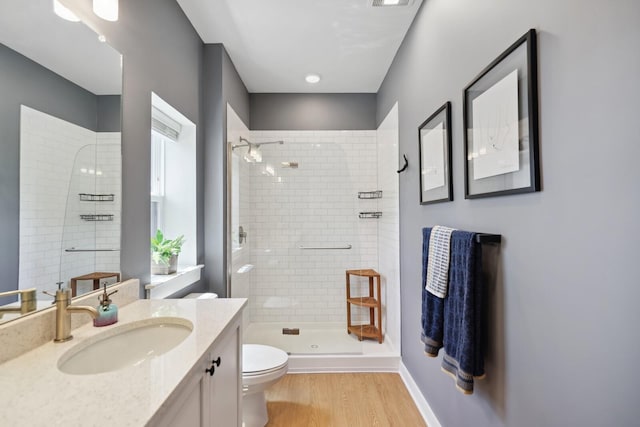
310 344 319 349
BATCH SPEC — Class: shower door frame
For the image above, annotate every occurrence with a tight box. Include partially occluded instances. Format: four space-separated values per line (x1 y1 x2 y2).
225 138 233 298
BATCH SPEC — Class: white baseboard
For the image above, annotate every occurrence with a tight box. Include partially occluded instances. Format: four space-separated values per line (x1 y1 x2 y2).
399 362 441 427
288 354 400 373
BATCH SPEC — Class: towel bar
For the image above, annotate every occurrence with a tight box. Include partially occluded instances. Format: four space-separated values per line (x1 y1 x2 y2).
299 245 352 250
65 248 121 252
475 233 501 244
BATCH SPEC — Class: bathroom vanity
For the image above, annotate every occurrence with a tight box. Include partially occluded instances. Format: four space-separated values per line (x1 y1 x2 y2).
149 305 243 427
0 297 246 426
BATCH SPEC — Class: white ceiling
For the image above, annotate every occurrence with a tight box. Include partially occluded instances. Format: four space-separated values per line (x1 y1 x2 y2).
0 0 121 95
177 0 423 93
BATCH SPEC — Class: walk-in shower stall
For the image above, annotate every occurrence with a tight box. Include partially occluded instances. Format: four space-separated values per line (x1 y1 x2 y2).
227 104 400 368
19 106 121 298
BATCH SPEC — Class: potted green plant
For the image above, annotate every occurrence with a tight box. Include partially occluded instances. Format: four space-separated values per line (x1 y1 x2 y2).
150 230 185 275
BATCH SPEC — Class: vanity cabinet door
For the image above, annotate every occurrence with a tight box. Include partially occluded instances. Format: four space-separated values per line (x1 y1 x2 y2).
151 368 207 427
149 317 242 427
205 321 242 427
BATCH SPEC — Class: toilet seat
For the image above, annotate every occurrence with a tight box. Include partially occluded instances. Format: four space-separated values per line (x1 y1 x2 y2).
243 344 288 376
243 363 287 377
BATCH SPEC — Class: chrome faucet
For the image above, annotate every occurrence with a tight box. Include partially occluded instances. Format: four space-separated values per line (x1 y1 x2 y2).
44 285 98 342
0 288 37 319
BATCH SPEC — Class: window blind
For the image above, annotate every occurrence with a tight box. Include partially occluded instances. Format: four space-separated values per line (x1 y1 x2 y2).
152 106 181 141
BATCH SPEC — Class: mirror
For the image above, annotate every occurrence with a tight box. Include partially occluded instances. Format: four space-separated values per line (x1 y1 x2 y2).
0 0 122 324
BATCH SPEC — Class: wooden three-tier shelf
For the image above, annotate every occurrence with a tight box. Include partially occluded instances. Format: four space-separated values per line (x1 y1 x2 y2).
346 269 383 343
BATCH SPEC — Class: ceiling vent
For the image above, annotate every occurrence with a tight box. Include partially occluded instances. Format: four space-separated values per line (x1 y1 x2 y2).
369 0 414 7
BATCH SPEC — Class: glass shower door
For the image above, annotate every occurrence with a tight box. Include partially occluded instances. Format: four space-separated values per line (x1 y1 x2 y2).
59 142 121 296
230 132 377 355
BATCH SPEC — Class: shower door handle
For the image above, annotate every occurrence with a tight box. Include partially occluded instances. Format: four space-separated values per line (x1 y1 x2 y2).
239 226 247 244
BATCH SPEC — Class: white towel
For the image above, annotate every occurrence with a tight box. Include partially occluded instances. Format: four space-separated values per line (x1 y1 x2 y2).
425 225 456 298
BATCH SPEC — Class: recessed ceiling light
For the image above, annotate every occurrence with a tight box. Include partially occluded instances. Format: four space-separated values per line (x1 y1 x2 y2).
383 0 400 4
53 0 80 22
305 74 321 84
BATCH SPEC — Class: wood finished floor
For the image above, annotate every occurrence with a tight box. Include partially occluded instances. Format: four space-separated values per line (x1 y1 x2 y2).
264 373 427 427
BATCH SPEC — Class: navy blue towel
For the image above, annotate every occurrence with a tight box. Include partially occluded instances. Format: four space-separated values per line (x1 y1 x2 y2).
421 227 485 394
421 228 445 355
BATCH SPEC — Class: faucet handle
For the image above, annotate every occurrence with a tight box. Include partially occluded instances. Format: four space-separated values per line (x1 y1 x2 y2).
43 284 70 302
42 289 58 304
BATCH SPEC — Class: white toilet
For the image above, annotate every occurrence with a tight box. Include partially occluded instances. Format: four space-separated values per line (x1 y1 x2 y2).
184 294 288 426
242 344 289 427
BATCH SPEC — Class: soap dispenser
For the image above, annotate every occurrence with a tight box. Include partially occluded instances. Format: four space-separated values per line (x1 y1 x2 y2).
93 284 118 327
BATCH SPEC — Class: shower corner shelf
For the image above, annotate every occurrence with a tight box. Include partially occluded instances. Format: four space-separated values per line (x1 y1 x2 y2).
345 269 383 344
80 214 114 222
79 193 115 202
359 212 382 219
357 190 382 199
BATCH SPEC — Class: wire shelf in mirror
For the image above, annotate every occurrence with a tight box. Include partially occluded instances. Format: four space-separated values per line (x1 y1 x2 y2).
79 214 114 221
79 193 114 202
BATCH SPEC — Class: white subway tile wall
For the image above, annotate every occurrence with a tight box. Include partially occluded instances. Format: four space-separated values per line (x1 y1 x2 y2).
19 107 121 296
246 130 379 323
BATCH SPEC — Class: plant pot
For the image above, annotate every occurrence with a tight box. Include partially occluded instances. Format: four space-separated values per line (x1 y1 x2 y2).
151 254 178 275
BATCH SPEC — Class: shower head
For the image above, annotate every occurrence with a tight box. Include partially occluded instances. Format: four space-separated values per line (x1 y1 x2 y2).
231 137 284 163
237 136 284 148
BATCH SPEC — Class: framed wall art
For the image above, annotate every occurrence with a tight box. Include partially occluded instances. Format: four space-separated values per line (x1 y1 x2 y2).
463 28 540 199
418 101 452 204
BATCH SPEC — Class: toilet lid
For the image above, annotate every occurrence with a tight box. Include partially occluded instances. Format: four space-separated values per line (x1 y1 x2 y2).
243 344 288 374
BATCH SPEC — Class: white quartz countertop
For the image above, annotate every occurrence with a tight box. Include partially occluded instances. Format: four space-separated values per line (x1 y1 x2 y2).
0 298 246 426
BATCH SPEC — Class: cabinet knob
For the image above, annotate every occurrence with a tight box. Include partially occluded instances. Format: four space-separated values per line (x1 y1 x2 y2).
205 357 221 376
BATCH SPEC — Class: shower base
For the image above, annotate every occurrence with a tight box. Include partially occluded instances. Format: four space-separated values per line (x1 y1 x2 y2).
243 322 400 373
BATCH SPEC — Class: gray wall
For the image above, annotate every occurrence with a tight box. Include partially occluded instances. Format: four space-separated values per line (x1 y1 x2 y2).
377 0 640 426
0 44 100 302
203 44 250 298
97 95 121 132
66 0 204 292
251 93 376 130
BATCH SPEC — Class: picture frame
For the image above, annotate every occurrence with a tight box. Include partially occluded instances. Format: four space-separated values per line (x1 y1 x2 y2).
463 28 540 199
418 102 453 205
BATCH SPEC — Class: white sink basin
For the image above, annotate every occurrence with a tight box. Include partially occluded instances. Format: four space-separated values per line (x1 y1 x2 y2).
58 317 193 375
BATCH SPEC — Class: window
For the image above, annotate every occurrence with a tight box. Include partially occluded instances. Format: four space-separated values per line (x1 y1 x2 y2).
150 105 182 238
149 92 197 278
